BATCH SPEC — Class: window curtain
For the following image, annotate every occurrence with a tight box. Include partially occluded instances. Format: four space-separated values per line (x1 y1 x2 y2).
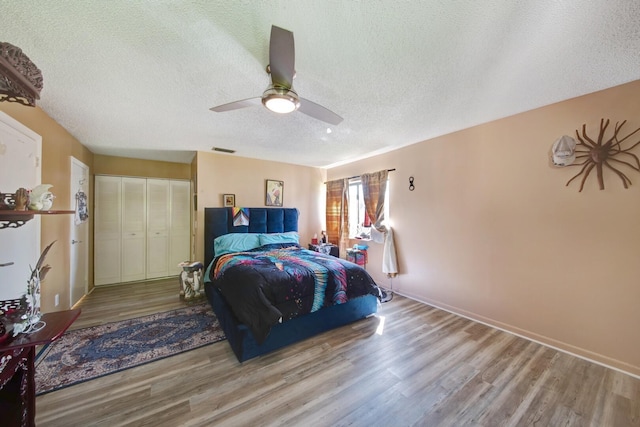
361 170 398 277
325 178 349 256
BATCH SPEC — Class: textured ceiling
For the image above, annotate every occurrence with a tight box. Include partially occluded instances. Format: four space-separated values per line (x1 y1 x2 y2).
2 1 639 167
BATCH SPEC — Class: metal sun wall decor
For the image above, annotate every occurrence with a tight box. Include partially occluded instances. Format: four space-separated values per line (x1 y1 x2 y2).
565 119 640 192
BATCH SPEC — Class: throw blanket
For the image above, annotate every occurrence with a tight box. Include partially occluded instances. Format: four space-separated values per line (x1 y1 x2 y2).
209 244 380 343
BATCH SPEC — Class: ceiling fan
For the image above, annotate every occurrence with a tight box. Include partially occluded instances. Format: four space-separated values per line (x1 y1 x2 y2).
210 25 343 125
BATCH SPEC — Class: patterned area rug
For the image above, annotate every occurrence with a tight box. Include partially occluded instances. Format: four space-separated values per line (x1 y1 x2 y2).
35 303 225 395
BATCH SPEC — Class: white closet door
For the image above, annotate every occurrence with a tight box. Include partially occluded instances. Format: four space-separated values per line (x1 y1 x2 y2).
146 179 170 279
94 176 122 286
121 177 146 282
94 176 190 285
169 180 191 274
0 112 41 299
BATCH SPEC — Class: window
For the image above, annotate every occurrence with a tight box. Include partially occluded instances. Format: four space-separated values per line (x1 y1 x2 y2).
347 178 389 239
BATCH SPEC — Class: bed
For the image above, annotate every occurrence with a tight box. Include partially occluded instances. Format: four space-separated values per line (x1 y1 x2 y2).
203 207 380 362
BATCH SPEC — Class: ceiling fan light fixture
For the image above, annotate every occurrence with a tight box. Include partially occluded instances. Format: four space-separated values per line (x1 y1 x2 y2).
262 86 300 114
210 26 342 124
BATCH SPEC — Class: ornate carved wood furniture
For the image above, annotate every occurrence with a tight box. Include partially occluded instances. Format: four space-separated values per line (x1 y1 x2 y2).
0 309 80 426
0 42 43 107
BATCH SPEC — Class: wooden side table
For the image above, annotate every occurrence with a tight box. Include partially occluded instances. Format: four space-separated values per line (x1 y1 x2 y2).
0 309 80 427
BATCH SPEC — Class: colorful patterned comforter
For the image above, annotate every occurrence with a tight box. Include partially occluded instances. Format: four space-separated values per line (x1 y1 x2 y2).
208 244 380 343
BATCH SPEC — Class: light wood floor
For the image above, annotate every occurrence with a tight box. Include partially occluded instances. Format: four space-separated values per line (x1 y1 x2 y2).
36 279 640 426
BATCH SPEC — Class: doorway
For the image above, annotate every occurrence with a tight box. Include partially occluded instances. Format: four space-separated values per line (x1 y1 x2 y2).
0 112 41 300
70 157 89 307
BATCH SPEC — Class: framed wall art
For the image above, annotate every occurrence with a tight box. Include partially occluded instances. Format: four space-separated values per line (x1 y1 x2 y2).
223 194 235 207
265 179 283 207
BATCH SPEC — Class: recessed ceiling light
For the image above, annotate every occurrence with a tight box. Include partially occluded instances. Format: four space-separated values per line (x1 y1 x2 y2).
326 128 332 134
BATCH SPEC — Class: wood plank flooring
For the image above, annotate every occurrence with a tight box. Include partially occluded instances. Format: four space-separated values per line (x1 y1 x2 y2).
36 279 640 426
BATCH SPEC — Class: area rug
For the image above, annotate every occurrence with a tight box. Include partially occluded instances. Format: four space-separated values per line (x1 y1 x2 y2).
35 303 225 395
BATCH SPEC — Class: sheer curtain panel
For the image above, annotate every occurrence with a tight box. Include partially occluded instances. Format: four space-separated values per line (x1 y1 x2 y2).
361 170 398 277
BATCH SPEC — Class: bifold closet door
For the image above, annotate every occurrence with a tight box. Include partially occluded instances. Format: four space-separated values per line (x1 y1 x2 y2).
94 176 122 286
121 177 147 282
146 179 170 279
95 176 190 285
169 180 191 274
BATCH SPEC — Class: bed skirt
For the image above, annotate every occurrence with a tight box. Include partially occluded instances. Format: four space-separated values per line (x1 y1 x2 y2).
205 284 379 362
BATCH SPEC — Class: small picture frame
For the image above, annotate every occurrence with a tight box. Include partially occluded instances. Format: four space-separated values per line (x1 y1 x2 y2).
223 194 235 207
265 179 283 207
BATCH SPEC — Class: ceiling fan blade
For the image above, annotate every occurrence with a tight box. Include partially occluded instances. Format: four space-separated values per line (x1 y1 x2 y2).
210 97 261 112
269 26 295 89
298 98 343 125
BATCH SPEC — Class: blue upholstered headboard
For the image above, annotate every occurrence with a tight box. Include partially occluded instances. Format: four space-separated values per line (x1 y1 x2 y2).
204 207 299 267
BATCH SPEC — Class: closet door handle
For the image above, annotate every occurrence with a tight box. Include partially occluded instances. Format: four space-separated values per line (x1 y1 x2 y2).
71 239 83 244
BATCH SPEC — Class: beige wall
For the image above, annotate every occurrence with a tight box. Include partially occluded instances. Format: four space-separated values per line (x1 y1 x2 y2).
93 154 191 179
0 102 94 313
194 151 326 264
328 79 640 376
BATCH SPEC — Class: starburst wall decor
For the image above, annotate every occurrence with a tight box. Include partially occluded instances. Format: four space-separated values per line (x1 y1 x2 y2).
565 119 640 192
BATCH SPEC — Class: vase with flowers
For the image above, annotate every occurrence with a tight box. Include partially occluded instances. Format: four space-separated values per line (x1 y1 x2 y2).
11 240 55 335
